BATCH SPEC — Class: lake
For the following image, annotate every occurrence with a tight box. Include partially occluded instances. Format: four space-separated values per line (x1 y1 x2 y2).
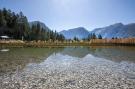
0 46 135 89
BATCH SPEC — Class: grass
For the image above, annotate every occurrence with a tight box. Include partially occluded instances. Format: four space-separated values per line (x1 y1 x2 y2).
0 38 135 48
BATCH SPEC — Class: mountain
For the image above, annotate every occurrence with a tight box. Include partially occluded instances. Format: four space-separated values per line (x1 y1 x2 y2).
116 23 135 38
59 27 89 39
91 23 135 38
29 21 50 31
29 22 135 39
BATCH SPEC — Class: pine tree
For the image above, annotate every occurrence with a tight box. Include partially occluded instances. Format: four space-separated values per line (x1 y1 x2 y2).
0 8 65 41
98 34 102 39
92 33 97 39
74 36 79 41
0 10 6 27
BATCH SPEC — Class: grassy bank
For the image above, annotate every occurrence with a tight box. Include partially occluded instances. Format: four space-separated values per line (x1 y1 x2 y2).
90 38 135 46
0 41 91 48
0 38 135 48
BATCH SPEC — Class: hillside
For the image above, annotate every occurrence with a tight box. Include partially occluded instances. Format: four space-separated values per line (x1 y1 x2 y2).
91 23 135 38
29 21 50 31
59 27 89 39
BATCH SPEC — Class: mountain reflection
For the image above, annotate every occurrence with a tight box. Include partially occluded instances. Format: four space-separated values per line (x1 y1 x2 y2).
0 47 135 75
0 48 64 75
61 47 135 63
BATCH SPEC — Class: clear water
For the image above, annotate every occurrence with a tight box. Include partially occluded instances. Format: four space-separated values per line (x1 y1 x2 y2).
0 47 135 89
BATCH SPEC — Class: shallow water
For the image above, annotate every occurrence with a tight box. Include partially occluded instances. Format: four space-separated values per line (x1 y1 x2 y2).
0 47 135 89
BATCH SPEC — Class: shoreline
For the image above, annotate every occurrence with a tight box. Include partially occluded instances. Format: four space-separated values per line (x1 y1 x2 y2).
0 42 135 48
0 38 135 48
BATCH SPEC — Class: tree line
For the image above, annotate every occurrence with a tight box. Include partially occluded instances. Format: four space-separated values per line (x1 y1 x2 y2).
73 33 102 41
0 8 65 41
73 33 120 42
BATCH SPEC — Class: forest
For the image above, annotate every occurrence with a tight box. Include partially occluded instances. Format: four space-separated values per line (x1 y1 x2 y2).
0 8 65 41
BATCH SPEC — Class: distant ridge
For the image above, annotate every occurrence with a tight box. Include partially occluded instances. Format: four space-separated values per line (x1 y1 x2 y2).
29 21 135 39
29 21 50 31
91 23 135 38
59 27 89 39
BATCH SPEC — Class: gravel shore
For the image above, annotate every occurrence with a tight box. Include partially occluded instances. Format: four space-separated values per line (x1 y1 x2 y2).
0 54 135 89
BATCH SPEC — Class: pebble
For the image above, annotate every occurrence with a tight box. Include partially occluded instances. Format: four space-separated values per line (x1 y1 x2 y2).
0 54 135 89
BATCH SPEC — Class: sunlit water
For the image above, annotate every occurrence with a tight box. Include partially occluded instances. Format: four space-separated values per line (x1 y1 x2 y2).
0 47 135 89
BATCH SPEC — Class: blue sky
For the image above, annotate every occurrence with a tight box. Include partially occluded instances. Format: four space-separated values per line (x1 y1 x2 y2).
0 0 135 31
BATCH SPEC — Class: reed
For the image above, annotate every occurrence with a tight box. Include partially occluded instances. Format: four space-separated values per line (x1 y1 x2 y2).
90 38 135 46
0 38 135 47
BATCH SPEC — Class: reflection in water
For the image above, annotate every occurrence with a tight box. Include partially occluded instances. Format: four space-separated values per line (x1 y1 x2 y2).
0 47 135 89
89 46 135 62
0 48 64 75
61 46 135 62
0 49 9 52
61 47 90 58
0 46 135 75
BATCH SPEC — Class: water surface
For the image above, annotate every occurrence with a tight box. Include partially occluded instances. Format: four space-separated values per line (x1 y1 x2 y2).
0 47 135 89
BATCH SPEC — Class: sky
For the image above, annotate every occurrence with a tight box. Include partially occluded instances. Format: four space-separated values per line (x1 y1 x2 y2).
0 0 135 32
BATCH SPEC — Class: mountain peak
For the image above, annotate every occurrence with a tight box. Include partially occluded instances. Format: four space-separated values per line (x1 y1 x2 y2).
29 21 44 24
29 21 50 31
60 27 89 39
91 22 135 38
110 23 124 27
